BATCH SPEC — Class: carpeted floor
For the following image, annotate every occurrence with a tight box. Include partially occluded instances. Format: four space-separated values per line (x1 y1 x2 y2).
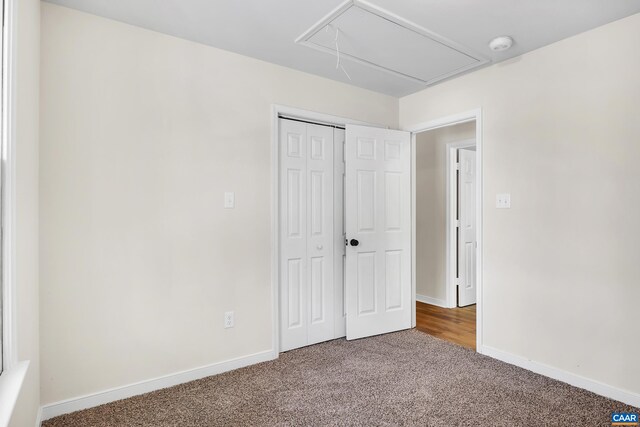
43 329 637 426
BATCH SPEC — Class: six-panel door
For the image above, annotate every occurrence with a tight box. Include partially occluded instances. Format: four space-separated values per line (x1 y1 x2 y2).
345 125 411 340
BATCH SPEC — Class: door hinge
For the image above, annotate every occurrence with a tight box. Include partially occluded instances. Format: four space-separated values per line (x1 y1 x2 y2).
455 162 461 170
455 220 461 228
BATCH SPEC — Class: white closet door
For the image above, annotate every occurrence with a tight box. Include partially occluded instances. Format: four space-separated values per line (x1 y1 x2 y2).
306 124 335 346
345 124 411 340
457 149 477 307
280 120 308 351
280 119 334 351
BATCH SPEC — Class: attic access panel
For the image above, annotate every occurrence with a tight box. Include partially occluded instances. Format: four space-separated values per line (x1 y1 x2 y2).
296 0 489 86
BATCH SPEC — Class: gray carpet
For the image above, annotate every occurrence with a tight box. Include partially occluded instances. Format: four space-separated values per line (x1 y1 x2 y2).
43 329 637 426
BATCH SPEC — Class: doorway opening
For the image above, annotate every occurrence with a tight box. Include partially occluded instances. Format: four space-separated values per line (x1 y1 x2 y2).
411 114 481 351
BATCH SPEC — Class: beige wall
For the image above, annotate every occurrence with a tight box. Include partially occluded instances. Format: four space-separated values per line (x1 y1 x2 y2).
39 3 397 404
38 0 640 410
10 0 41 426
402 13 640 395
416 122 474 303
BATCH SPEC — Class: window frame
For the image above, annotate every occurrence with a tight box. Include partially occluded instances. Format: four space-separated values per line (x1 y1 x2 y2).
0 0 29 424
1 0 17 374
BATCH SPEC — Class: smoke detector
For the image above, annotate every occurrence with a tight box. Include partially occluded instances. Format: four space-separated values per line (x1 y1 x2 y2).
488 36 513 52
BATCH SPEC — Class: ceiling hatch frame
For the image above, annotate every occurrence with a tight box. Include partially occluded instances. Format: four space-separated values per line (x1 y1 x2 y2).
295 0 490 86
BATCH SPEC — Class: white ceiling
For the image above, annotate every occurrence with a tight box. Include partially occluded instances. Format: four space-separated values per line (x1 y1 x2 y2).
44 0 640 97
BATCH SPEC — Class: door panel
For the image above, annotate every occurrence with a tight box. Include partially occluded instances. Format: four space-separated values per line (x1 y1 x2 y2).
357 171 376 232
306 124 334 345
287 259 303 327
310 256 325 323
385 172 402 230
345 125 411 340
280 120 308 351
385 250 402 310
458 148 477 307
280 120 335 351
357 252 376 315
287 169 303 237
310 171 325 235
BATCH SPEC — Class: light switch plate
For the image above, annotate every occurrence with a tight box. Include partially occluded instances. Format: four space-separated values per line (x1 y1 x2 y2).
224 192 235 209
496 193 511 209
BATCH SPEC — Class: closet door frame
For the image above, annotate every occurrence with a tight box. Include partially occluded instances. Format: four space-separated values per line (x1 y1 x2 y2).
272 105 378 354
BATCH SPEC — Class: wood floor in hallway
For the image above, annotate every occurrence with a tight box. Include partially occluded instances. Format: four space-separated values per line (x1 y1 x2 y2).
416 302 476 350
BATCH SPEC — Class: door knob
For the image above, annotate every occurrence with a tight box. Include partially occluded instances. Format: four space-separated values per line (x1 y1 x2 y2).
316 244 323 250
350 239 359 247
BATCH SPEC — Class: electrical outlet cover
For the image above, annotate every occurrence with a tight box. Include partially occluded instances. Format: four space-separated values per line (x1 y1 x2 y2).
224 311 234 328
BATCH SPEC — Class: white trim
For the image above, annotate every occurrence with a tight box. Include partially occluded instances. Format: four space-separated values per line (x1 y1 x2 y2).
404 109 479 134
294 0 354 45
0 3 28 426
481 345 640 408
445 140 475 309
410 132 416 327
415 294 447 308
40 350 276 421
475 113 484 353
406 109 483 352
295 0 489 86
271 104 379 354
270 106 279 359
1 0 18 372
273 105 376 129
35 407 42 427
0 361 28 427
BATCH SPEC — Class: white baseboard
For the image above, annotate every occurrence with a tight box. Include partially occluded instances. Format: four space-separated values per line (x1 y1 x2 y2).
416 294 448 308
40 349 277 422
35 406 42 427
38 344 639 423
481 345 640 408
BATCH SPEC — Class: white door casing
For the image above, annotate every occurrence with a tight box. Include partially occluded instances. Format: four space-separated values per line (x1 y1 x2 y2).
280 119 335 351
458 148 477 307
345 125 412 340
